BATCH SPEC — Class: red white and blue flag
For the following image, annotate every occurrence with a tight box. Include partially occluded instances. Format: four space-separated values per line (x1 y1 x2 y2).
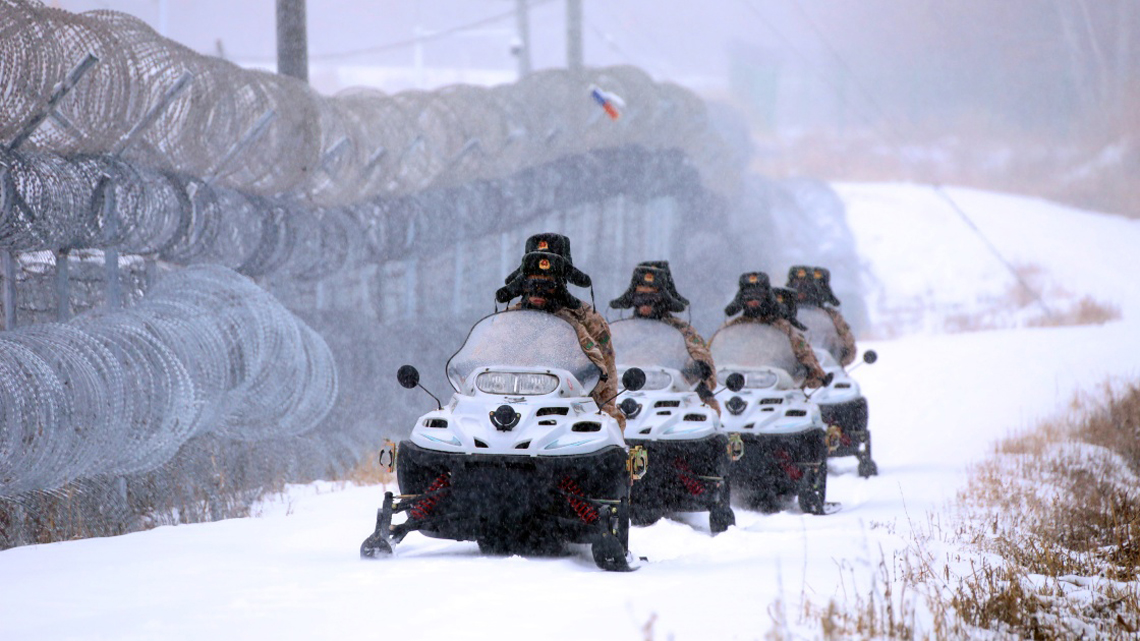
589 85 625 120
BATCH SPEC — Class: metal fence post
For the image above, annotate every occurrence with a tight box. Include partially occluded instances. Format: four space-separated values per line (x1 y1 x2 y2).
7 53 99 152
55 249 71 321
2 250 16 330
102 181 122 310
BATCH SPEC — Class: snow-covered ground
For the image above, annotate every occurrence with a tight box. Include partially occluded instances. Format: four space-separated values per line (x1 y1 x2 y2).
2 184 1139 641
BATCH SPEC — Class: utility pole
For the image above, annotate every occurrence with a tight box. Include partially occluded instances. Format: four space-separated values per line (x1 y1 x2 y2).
566 0 583 70
276 0 308 83
515 0 532 78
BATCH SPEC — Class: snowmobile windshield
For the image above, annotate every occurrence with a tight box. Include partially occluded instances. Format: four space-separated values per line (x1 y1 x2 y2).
446 310 601 393
609 318 698 384
709 323 801 379
797 306 844 364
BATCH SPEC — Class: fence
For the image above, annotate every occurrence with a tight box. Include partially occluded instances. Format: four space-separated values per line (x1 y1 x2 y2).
0 0 861 546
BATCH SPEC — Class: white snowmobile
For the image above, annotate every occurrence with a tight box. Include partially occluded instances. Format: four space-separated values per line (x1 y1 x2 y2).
794 304 880 477
708 322 833 514
360 309 646 572
610 318 738 533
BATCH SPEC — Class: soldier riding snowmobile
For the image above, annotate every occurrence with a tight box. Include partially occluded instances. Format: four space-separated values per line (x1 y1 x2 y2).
609 262 737 533
783 266 879 477
709 272 835 514
360 249 646 571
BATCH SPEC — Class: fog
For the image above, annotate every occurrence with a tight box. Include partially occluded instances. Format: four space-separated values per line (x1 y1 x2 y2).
52 1 1136 132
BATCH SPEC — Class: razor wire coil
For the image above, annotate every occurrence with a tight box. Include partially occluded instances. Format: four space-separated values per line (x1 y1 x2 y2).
1 0 734 207
0 265 336 497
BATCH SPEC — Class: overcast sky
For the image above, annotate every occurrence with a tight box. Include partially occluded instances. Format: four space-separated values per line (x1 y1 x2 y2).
46 1 1138 136
50 1 805 91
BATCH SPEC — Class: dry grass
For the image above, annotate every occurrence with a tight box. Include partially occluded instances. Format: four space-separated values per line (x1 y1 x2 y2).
790 383 1140 639
1026 296 1123 329
933 263 1118 336
342 447 396 487
863 263 1121 340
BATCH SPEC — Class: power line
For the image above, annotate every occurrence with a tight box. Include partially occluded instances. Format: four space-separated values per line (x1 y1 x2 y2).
742 0 1054 317
786 0 910 147
310 0 556 62
736 0 893 149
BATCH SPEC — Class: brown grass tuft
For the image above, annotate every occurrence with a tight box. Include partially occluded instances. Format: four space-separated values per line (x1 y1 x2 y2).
943 383 1140 635
796 383 1140 639
941 263 1120 334
343 448 396 487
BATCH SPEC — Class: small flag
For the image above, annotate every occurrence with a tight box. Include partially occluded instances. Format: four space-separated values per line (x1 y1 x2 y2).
589 84 624 120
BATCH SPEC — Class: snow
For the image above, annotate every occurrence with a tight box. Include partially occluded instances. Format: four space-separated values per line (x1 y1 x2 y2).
3 183 1140 640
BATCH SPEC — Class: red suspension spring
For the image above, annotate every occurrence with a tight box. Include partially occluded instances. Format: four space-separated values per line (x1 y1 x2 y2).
774 449 803 481
410 472 451 520
673 457 706 496
558 477 599 524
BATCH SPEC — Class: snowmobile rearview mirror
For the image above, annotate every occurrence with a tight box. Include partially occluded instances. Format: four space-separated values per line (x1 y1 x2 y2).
803 372 835 400
846 350 879 373
725 373 745 393
596 367 648 415
396 364 442 410
397 365 420 389
622 367 646 392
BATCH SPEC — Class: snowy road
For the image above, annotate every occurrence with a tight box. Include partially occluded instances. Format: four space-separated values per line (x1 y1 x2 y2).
2 184 1139 640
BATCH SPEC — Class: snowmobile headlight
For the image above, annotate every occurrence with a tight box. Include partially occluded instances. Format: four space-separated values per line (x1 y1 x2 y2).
744 372 777 389
476 372 514 394
476 372 558 395
515 373 559 395
640 370 673 391
717 371 777 389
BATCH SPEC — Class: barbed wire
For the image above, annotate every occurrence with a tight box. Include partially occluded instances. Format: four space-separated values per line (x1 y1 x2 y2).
1 0 737 206
0 265 336 497
0 0 863 540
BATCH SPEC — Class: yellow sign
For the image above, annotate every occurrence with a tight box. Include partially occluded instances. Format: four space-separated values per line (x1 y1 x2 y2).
627 446 648 481
727 434 744 461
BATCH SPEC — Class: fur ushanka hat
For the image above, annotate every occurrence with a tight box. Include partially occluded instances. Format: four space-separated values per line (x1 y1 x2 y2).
772 286 809 331
725 272 779 318
609 265 685 314
496 251 581 309
635 260 689 307
786 265 841 307
503 233 591 289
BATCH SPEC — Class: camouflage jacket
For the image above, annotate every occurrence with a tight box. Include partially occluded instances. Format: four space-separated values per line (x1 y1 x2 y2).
511 302 624 429
659 316 721 415
822 306 857 367
722 315 828 388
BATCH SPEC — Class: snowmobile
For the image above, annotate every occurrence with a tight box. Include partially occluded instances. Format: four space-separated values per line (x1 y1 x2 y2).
610 318 738 533
707 322 833 515
794 305 880 477
360 309 647 572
